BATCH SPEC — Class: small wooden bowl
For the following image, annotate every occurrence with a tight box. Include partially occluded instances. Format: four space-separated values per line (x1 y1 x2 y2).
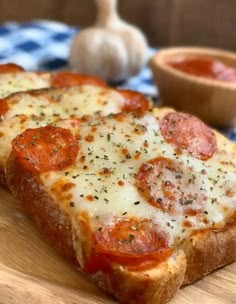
150 47 236 127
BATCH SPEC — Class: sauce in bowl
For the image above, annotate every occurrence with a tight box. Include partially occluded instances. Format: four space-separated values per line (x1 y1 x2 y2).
168 57 236 83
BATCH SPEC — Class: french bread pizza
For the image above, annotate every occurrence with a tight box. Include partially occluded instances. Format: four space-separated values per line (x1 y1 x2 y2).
5 108 236 304
0 84 150 186
0 63 107 98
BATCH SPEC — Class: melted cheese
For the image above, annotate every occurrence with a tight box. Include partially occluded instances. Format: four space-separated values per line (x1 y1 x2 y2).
0 86 125 167
40 112 236 259
0 72 51 98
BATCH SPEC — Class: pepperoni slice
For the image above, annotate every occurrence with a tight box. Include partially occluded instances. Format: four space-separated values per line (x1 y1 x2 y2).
117 89 151 112
136 157 207 214
0 63 25 73
0 99 9 119
51 71 107 88
12 126 79 173
160 112 217 160
84 217 172 273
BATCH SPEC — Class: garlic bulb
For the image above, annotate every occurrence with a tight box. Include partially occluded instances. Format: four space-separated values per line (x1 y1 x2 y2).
69 0 148 82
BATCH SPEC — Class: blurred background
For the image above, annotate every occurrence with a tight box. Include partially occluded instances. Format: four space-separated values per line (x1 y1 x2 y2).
0 0 236 50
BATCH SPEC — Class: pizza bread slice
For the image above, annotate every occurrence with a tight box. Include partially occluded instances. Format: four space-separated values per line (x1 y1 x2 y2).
6 109 236 304
0 63 107 99
0 84 151 187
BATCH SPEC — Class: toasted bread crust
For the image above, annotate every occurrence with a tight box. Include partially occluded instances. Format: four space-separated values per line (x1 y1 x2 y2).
6 151 77 264
96 252 186 304
181 217 236 284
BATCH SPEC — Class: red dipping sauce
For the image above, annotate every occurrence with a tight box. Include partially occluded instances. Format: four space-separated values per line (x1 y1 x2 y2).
168 57 236 83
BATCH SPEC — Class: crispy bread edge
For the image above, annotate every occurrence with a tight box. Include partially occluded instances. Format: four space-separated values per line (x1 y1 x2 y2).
91 252 186 304
181 218 236 284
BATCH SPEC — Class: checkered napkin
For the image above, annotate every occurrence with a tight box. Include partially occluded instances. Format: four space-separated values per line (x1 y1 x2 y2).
0 20 76 71
0 20 235 139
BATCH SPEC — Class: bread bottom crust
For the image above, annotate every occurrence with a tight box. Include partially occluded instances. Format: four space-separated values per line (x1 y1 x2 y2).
6 151 236 303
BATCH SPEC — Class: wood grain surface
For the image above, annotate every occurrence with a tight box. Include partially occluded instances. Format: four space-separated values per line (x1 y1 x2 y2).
0 186 235 304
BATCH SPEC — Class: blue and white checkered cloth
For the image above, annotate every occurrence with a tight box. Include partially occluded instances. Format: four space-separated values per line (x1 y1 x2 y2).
0 20 235 140
0 20 75 71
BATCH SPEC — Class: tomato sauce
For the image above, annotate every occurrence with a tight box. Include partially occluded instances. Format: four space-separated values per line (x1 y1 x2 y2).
168 57 236 82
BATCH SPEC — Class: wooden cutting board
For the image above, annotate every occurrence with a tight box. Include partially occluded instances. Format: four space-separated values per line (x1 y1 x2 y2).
0 186 235 304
